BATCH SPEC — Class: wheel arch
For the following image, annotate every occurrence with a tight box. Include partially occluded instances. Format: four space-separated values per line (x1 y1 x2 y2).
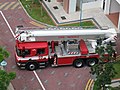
73 58 84 68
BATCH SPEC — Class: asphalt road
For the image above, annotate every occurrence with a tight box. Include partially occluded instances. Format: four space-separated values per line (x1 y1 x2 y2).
0 0 90 90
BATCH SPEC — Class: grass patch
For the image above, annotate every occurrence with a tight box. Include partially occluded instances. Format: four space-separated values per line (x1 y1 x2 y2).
20 0 96 27
20 0 55 25
61 21 97 28
93 81 98 90
113 61 120 79
110 87 120 90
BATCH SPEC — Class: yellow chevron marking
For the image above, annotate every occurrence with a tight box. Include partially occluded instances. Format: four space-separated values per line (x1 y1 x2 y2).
85 79 91 90
4 2 15 10
0 2 9 9
30 21 46 28
11 2 19 9
88 79 94 90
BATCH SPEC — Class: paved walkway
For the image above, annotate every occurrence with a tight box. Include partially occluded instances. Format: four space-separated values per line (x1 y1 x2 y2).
42 0 117 30
0 1 21 11
110 79 120 88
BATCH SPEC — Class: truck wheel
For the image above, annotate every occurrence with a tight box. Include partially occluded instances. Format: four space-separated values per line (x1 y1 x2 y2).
26 62 38 71
86 58 98 67
73 59 84 68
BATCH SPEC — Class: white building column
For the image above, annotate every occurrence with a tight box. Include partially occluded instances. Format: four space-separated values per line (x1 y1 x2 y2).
101 0 104 9
118 13 120 30
69 0 77 13
104 0 111 14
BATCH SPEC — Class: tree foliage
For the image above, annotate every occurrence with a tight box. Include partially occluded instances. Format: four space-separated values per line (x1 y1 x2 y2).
0 46 16 90
95 44 116 62
91 44 117 90
0 46 10 63
92 63 117 90
0 70 16 90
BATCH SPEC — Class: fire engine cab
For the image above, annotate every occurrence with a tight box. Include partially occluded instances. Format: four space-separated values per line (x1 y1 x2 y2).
15 26 117 70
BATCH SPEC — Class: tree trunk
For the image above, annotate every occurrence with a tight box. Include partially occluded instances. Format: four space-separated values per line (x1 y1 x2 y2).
102 84 106 90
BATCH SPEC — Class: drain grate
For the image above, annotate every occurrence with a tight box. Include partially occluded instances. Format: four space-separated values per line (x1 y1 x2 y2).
61 16 66 20
53 6 58 9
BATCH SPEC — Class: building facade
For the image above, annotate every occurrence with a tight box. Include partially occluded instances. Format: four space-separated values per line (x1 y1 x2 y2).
57 0 101 13
102 0 120 30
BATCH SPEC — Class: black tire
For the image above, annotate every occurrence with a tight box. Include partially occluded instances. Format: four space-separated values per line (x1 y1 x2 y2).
73 59 84 68
25 62 39 71
86 58 98 67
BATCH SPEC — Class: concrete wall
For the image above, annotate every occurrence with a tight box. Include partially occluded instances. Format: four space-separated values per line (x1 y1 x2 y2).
110 0 120 13
63 0 69 13
69 0 77 13
76 0 102 10
104 0 111 14
57 0 63 2
118 13 120 30
104 0 120 30
62 0 102 13
82 0 102 10
76 0 80 8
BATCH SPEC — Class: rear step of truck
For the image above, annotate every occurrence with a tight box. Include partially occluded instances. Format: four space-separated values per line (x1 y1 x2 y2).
39 62 46 68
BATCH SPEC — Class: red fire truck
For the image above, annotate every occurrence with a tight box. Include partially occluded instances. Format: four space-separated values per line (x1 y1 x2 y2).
15 26 117 70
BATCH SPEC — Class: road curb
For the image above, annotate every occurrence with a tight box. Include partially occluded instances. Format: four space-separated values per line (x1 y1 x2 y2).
7 83 14 90
112 78 120 82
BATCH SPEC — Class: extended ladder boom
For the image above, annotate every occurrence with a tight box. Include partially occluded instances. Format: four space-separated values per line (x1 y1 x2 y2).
15 27 117 43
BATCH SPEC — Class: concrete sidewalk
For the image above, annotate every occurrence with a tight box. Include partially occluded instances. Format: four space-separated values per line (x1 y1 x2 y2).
110 79 120 87
7 83 14 90
42 0 116 29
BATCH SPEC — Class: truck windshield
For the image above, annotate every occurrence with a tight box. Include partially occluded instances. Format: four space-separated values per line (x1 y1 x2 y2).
16 47 30 57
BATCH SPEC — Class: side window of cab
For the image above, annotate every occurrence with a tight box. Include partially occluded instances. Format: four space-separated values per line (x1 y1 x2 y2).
37 48 45 55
